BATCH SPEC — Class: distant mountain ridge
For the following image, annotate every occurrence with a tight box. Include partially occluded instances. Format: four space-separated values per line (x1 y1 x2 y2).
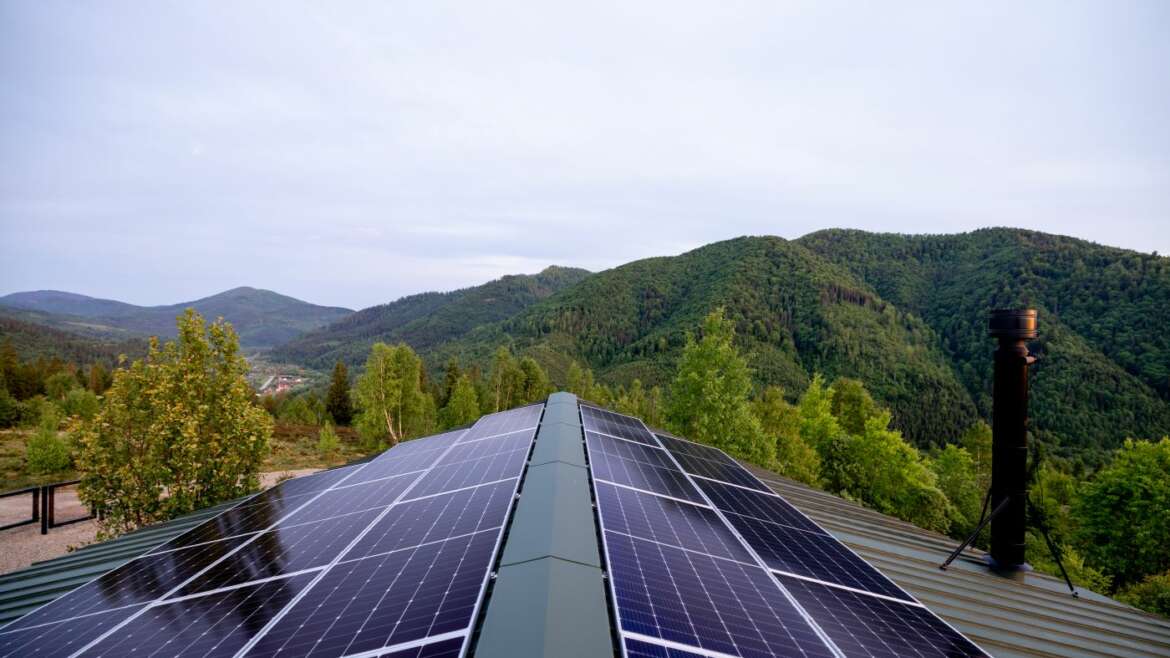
0 287 353 350
268 266 591 369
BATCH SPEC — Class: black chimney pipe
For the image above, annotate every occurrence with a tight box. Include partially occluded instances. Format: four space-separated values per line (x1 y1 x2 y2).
988 309 1037 572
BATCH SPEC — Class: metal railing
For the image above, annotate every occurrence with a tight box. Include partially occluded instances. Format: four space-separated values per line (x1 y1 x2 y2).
0 480 95 534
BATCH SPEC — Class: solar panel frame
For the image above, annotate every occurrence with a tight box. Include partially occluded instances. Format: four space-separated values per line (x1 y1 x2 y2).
232 403 542 658
603 408 988 658
14 405 541 658
778 575 987 657
582 406 842 658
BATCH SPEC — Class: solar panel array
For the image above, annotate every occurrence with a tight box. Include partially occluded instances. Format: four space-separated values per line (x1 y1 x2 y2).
0 404 543 658
581 404 988 658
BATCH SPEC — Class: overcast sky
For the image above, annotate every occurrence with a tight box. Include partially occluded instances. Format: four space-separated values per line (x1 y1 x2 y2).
2 2 1167 310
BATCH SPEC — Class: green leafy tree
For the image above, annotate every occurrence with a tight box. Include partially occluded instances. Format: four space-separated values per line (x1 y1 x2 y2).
614 380 665 429
1116 571 1170 617
959 421 993 493
354 342 429 450
87 362 110 394
798 374 842 453
830 378 879 436
929 444 982 536
667 308 775 465
753 386 820 485
60 388 101 421
26 410 71 474
517 356 552 403
278 395 320 425
440 358 461 407
824 411 953 533
325 361 353 426
0 389 19 428
75 310 272 535
316 421 340 457
1075 437 1170 586
441 374 480 428
566 361 587 398
44 371 79 401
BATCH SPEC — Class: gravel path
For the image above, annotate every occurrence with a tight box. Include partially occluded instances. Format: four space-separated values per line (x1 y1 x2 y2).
0 469 321 576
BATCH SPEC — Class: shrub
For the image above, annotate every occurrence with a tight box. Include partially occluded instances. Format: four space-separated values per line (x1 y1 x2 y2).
26 420 71 474
316 421 340 457
60 389 101 421
1116 571 1170 617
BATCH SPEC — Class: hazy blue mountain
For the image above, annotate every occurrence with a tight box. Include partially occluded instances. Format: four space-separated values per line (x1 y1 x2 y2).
0 287 353 350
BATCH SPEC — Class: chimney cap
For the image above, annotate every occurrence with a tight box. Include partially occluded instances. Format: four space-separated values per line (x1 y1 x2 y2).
989 308 1038 339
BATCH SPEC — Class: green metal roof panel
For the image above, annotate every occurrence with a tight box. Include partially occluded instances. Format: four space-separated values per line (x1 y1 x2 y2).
0 497 242 625
475 558 613 658
498 461 600 569
476 392 613 658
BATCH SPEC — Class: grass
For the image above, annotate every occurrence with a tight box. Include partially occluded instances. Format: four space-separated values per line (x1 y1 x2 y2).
0 423 373 493
0 429 77 491
264 423 370 472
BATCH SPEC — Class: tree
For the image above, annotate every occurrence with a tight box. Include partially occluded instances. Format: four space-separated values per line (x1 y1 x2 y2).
44 371 79 401
830 378 879 436
517 357 552 403
316 421 340 457
959 421 992 493
354 342 429 450
666 308 775 465
436 358 459 407
1117 571 1170 617
753 386 820 485
325 361 353 426
75 310 272 536
929 444 982 536
797 374 842 453
441 374 480 428
26 409 70 474
1075 437 1170 586
87 362 109 394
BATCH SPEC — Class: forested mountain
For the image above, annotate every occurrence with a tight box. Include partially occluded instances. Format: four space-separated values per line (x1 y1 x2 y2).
0 313 147 364
269 266 591 370
429 237 981 448
0 287 353 349
796 228 1170 459
298 230 1167 461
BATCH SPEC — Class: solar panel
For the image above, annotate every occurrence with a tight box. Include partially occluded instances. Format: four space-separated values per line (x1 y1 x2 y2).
1 404 543 658
580 404 658 445
595 481 754 564
779 575 985 657
584 405 989 658
605 532 835 658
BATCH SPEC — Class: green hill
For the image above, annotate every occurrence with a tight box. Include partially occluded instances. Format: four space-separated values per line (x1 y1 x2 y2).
267 266 592 369
0 287 353 350
0 312 147 365
430 237 980 448
796 228 1170 458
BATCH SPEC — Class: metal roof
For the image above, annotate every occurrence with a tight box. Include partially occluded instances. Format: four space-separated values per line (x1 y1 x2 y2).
3 401 1169 657
0 497 243 626
741 463 1170 658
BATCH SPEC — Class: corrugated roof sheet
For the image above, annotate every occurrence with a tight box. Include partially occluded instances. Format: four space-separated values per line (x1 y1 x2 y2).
742 463 1170 658
0 497 244 626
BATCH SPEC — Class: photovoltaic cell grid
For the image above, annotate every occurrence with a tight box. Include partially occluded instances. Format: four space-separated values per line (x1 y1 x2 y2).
582 404 988 658
0 403 543 658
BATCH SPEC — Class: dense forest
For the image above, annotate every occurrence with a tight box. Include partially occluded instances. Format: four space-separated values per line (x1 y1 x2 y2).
269 266 590 369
